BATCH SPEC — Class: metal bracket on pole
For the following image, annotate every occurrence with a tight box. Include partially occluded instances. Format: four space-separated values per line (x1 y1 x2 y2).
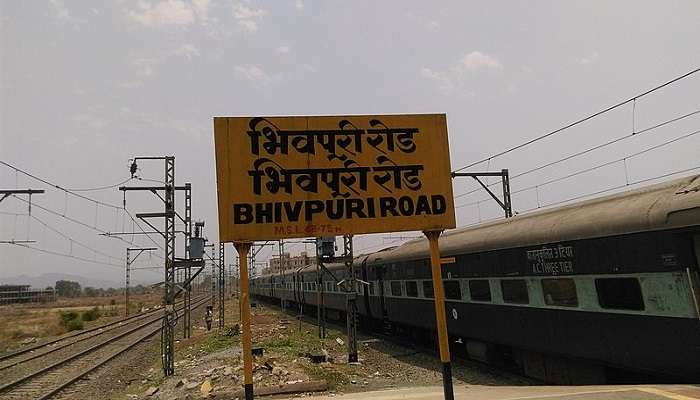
0 189 45 215
451 169 513 218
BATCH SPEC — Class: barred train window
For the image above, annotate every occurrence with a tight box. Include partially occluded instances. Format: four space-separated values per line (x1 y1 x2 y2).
595 278 644 311
405 281 418 297
368 281 375 295
444 280 461 300
542 278 578 307
390 281 402 296
469 280 491 301
501 279 529 304
423 280 434 298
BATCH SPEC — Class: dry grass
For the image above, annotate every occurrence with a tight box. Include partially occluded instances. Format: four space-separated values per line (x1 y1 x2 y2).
0 293 162 353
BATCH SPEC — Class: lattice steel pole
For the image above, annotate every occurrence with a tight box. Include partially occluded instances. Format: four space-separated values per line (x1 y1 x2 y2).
184 183 192 338
211 244 216 306
162 156 176 376
344 235 358 362
219 242 225 331
125 250 131 317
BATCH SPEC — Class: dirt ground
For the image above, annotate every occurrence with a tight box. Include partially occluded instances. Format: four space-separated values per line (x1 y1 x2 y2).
112 296 529 400
0 293 161 353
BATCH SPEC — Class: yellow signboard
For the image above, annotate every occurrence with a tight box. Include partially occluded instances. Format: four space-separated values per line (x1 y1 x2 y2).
214 114 456 241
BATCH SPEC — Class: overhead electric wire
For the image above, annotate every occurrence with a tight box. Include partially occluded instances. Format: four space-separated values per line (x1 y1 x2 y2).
453 109 700 200
0 160 124 209
29 214 123 262
10 195 138 247
10 242 123 268
64 177 133 192
456 127 700 209
123 209 165 252
452 67 700 173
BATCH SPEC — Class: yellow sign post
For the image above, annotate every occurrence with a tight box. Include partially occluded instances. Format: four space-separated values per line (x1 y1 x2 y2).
233 242 253 399
214 114 456 400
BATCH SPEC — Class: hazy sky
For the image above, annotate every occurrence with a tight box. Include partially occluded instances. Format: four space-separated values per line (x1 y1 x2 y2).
1 1 699 285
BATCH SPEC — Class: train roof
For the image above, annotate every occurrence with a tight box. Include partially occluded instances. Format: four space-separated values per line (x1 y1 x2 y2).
363 174 700 266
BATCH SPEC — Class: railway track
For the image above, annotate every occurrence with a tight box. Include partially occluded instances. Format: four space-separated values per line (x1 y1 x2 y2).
0 297 194 370
0 296 209 400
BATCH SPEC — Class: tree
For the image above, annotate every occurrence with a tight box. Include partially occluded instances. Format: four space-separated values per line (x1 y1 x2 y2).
55 280 81 298
83 287 98 297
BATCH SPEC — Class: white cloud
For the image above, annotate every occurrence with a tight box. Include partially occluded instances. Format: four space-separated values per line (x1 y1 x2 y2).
233 2 267 33
235 65 272 84
132 57 159 77
275 46 290 55
577 51 600 65
425 20 439 31
191 0 210 22
295 0 304 10
49 0 71 20
174 44 200 60
421 51 502 94
128 0 197 27
420 68 454 95
460 51 502 71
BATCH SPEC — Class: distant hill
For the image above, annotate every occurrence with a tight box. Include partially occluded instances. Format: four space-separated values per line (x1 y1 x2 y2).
0 273 156 289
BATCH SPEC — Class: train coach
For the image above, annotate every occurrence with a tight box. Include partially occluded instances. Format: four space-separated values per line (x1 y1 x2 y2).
251 175 700 383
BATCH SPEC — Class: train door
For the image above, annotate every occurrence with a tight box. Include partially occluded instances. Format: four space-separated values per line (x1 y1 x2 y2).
689 235 700 318
376 264 391 332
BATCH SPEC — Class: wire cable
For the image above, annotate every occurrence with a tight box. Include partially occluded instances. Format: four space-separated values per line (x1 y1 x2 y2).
456 127 700 209
123 209 165 252
9 242 123 268
452 67 700 173
0 160 123 209
453 109 700 200
10 195 138 247
30 214 123 262
64 177 133 192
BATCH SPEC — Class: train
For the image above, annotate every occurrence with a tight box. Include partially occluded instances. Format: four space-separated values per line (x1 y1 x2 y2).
251 175 700 383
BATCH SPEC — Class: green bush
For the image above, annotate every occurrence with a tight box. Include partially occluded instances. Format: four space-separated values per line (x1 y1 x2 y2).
81 306 102 322
66 318 84 331
59 311 79 326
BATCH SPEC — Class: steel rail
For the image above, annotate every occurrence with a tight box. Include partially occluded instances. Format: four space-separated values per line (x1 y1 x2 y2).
0 298 189 363
0 306 172 372
0 296 208 396
37 297 210 400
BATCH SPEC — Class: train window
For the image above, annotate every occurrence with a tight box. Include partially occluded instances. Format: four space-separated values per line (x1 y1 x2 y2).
501 280 529 304
542 278 578 307
368 281 375 295
390 281 402 296
444 280 461 300
595 278 644 311
469 280 491 301
405 281 418 297
422 280 434 298
358 284 365 295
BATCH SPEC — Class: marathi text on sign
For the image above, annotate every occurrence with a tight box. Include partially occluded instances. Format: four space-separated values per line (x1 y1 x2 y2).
214 114 455 241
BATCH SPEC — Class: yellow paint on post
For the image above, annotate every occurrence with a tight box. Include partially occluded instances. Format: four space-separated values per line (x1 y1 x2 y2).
234 242 254 400
214 114 455 241
426 230 450 362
